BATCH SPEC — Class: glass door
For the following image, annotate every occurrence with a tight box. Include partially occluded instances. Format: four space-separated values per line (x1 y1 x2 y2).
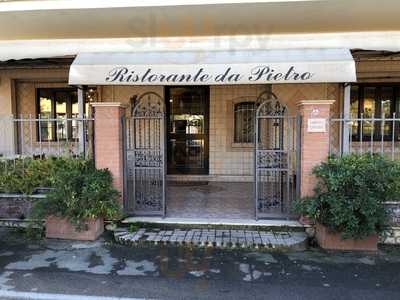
166 86 209 175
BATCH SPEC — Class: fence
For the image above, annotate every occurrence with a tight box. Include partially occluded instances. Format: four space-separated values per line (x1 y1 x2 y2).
329 114 400 160
0 115 94 160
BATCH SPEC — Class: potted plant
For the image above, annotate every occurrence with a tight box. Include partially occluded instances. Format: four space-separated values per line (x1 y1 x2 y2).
294 154 400 251
32 158 121 241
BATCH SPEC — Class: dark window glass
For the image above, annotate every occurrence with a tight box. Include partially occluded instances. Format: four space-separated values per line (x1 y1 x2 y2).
234 102 255 143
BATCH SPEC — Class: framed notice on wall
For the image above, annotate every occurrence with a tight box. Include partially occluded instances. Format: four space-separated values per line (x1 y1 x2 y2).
307 118 326 133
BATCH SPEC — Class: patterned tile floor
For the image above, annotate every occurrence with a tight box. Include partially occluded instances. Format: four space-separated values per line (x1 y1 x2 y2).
166 181 254 219
114 228 308 250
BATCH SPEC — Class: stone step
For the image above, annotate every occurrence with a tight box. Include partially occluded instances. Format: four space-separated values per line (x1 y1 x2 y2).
121 217 308 232
113 227 308 251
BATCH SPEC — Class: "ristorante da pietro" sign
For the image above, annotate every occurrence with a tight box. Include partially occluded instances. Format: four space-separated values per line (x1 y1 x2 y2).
105 65 314 85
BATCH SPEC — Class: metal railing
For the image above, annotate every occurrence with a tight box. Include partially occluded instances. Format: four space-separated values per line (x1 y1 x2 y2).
0 115 94 160
329 113 400 160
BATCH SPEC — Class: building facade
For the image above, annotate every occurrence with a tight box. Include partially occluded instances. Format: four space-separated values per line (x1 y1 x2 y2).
1 0 400 222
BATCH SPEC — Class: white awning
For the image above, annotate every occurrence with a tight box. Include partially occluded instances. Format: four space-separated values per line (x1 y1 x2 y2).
68 48 356 85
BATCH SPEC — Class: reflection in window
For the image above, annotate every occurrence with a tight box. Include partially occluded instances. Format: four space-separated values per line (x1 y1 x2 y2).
169 89 205 135
350 84 399 141
37 88 97 141
234 102 255 143
39 94 53 141
362 87 376 138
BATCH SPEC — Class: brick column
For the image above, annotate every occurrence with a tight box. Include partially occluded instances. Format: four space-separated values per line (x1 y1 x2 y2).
297 100 335 199
92 102 126 205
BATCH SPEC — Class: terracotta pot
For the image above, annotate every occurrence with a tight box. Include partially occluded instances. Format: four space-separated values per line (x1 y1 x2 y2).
46 216 104 241
315 223 378 252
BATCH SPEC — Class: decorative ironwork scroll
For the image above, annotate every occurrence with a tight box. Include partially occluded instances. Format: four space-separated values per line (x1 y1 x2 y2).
254 92 300 219
125 92 166 216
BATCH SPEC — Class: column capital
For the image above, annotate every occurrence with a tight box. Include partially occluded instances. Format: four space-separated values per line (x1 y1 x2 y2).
297 100 335 106
91 102 127 108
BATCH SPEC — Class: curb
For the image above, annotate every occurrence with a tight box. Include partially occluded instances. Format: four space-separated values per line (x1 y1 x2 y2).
0 290 147 300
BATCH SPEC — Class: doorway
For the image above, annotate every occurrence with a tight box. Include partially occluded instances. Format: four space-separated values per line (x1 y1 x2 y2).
166 86 209 175
125 89 299 220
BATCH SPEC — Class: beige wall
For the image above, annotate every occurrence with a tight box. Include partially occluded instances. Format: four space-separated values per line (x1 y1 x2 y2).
209 85 264 179
0 68 69 116
0 68 69 155
208 83 340 180
101 86 164 115
272 83 341 116
100 84 340 180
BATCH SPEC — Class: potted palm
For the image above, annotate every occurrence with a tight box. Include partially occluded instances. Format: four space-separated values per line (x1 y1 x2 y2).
294 154 399 251
32 159 121 241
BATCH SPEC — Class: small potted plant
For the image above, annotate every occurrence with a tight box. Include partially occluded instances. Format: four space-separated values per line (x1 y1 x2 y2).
32 159 121 241
294 154 399 251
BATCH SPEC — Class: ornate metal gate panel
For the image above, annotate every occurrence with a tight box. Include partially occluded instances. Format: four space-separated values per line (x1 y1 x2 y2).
125 92 166 216
254 94 301 219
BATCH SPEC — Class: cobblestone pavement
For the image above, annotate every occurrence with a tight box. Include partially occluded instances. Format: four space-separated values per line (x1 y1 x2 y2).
114 228 308 250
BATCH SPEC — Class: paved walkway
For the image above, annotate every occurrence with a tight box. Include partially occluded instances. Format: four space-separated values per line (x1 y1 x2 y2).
114 228 308 250
166 182 254 219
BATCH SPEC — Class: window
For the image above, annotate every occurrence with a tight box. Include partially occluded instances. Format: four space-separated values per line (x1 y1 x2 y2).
351 84 400 141
37 88 97 141
234 102 255 143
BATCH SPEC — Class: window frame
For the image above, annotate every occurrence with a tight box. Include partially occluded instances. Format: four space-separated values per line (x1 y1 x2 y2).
233 101 256 146
36 87 96 142
351 83 400 142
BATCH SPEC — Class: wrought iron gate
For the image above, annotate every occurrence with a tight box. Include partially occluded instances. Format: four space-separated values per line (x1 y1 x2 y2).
254 93 301 219
125 92 166 216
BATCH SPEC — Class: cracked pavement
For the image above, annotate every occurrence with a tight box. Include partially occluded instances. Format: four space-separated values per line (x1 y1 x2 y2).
1 228 400 299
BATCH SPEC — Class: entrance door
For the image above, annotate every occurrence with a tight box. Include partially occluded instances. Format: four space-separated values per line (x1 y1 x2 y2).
166 87 209 175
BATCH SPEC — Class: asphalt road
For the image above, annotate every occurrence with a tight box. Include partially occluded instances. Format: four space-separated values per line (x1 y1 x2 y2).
1 228 400 300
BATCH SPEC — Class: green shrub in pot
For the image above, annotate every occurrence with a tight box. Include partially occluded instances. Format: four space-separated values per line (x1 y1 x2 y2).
31 158 121 231
294 154 400 240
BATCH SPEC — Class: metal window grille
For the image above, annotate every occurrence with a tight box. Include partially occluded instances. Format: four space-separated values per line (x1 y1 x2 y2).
329 113 400 160
0 115 94 160
234 102 255 143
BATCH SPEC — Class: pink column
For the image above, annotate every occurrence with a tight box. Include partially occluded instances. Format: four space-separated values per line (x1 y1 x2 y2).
297 100 335 199
92 102 126 205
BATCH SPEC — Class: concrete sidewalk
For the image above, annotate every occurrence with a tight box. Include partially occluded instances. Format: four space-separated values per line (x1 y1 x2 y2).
1 228 400 299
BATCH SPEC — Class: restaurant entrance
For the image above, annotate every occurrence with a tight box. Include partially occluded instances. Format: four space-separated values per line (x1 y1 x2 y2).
124 87 303 219
166 86 209 175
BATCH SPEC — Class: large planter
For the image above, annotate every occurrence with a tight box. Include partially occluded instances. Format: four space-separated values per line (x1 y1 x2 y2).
46 216 104 241
315 223 378 252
